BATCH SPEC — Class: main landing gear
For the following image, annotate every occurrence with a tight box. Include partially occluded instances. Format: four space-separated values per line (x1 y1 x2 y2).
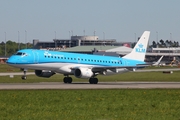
63 76 72 83
89 78 98 84
21 69 27 80
63 75 98 84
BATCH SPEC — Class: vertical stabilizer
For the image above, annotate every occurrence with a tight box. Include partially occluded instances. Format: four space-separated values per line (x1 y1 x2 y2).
123 31 150 61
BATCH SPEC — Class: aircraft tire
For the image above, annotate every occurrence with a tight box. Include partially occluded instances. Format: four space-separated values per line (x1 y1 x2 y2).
89 78 98 84
21 76 27 80
67 77 72 83
63 77 68 83
94 78 98 84
63 77 72 83
89 78 93 84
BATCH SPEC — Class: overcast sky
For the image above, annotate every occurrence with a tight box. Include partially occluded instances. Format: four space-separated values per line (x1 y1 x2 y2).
0 0 180 44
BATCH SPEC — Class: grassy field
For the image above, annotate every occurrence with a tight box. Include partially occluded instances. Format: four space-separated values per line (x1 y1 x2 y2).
0 89 180 120
1 64 180 119
0 64 22 72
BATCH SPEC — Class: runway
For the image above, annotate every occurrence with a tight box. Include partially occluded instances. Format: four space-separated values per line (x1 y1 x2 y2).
0 82 180 90
0 72 34 76
0 68 180 90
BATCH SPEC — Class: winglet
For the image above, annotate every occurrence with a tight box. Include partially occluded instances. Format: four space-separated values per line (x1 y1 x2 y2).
123 31 150 61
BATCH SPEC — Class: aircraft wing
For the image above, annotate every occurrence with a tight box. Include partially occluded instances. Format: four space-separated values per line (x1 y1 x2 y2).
69 63 150 74
90 64 150 72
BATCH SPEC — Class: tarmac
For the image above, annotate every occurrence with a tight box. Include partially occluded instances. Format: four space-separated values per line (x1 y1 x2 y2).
0 68 180 90
0 82 180 90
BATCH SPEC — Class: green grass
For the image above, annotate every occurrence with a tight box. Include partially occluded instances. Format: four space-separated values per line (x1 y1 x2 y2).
0 64 22 72
0 64 34 72
1 71 180 83
0 89 180 120
1 64 180 120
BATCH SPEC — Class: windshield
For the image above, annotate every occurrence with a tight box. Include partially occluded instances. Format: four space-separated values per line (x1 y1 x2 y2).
14 52 27 56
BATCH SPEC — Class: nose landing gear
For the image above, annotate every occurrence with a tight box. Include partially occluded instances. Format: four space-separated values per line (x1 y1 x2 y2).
21 69 27 80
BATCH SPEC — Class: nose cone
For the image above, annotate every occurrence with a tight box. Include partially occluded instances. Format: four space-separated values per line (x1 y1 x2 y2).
7 49 35 67
7 55 32 64
6 56 20 68
7 55 22 65
7 56 16 64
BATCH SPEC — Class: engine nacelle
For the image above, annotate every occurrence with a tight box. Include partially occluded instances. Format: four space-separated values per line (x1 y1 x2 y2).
74 68 93 79
35 70 55 78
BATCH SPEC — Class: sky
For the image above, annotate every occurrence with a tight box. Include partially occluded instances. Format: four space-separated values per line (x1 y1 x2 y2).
0 0 180 44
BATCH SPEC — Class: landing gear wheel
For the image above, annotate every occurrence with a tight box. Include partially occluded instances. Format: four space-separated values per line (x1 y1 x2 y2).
94 78 98 84
21 69 27 80
89 78 94 84
67 77 72 83
89 78 98 84
21 75 27 80
63 77 72 83
63 77 68 83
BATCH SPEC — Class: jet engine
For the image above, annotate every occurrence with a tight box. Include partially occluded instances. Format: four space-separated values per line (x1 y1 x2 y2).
35 70 55 78
74 68 93 79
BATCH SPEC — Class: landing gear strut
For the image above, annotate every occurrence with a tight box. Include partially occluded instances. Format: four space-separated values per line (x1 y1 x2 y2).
89 78 98 84
21 69 27 80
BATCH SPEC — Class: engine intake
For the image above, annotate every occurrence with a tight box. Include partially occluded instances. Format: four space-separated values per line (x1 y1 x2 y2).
74 68 93 79
35 70 55 78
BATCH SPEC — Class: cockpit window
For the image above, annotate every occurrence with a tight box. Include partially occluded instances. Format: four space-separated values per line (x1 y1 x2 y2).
15 52 27 56
22 53 27 56
15 52 23 55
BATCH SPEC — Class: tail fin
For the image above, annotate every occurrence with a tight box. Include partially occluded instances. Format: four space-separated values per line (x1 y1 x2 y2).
123 31 150 61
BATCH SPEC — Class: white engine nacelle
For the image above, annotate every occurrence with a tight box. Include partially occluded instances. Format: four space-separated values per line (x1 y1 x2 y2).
74 68 93 79
35 70 55 78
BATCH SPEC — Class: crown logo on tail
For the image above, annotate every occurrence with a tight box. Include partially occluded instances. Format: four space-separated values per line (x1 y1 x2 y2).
135 43 146 53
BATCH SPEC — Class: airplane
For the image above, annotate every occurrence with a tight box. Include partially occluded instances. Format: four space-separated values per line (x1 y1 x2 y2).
7 31 150 84
152 56 164 66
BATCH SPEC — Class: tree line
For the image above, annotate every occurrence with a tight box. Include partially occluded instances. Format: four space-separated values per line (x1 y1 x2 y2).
0 40 32 56
131 39 179 48
150 39 179 48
